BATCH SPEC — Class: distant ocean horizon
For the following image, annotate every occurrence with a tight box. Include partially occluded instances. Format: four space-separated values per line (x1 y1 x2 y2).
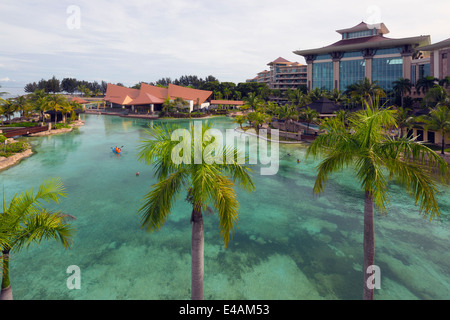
1 86 26 99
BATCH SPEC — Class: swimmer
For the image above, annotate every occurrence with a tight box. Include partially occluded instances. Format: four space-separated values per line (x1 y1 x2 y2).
297 159 300 163
136 172 140 176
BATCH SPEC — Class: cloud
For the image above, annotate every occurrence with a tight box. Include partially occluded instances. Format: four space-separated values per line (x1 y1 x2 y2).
1 0 450 86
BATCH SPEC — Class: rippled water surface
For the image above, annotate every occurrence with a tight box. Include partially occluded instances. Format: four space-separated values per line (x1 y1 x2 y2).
2 114 449 300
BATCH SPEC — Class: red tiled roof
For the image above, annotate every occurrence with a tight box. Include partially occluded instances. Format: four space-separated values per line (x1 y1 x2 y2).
104 83 212 106
71 97 89 104
268 57 291 65
167 84 212 105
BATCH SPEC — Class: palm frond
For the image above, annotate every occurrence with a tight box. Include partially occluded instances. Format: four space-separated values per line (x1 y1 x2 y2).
12 209 75 251
138 169 188 231
209 175 240 248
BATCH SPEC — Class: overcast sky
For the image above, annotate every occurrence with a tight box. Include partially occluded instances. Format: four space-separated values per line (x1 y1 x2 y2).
1 0 449 90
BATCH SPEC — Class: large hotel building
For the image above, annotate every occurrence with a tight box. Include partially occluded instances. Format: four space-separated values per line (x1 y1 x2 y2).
247 57 307 103
293 22 435 92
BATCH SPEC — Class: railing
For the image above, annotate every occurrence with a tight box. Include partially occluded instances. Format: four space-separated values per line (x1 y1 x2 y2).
2 125 49 138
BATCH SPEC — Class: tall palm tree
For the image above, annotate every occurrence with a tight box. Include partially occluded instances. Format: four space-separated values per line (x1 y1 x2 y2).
422 84 448 108
162 97 175 116
346 78 385 107
47 94 68 126
0 178 76 300
417 105 450 154
328 89 347 105
299 107 319 135
233 115 246 129
307 96 448 300
393 78 412 108
243 92 263 112
137 121 255 300
288 88 310 107
394 106 415 138
0 98 16 124
415 76 438 95
11 96 32 119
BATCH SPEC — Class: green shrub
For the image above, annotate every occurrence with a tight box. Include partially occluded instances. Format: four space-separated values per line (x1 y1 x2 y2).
0 141 28 157
53 123 71 130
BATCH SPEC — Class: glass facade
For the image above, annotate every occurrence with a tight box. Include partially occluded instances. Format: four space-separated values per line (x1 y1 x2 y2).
418 63 431 79
315 54 332 61
372 57 403 91
374 47 401 56
343 29 376 39
312 62 333 91
342 51 363 58
339 59 365 91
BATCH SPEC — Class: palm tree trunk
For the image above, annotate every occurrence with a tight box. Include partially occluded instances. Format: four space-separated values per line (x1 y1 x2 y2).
363 191 375 300
442 133 445 155
0 250 13 300
191 205 204 300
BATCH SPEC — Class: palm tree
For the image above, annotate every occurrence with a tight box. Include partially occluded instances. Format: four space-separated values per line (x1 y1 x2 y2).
223 87 232 100
299 107 319 135
11 96 31 119
346 78 385 107
137 122 255 300
393 78 412 108
307 96 448 300
248 111 269 134
422 84 448 108
417 105 450 154
162 97 175 116
47 94 68 126
328 89 347 105
288 88 310 107
60 102 74 124
243 92 263 112
415 76 438 95
308 88 328 102
0 98 16 124
233 115 246 129
0 178 75 300
394 106 415 138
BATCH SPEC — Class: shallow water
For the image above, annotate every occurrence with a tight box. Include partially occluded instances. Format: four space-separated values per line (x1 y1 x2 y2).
1 114 449 300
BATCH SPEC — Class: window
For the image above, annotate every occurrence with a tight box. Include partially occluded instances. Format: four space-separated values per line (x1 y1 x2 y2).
340 59 365 91
312 62 333 91
374 47 401 56
372 57 403 91
315 54 331 61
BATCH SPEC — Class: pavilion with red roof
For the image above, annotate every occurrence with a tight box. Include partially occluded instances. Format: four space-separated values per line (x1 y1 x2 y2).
104 83 214 113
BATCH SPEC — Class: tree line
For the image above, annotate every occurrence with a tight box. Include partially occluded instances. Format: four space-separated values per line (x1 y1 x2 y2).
24 76 108 97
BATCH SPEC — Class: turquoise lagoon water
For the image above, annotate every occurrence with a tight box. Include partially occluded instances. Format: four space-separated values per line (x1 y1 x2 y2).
1 114 449 300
